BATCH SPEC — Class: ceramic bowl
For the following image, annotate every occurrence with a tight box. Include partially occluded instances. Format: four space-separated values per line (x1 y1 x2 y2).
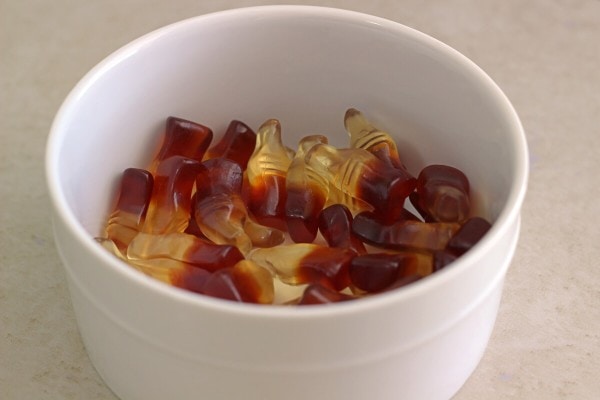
46 6 528 400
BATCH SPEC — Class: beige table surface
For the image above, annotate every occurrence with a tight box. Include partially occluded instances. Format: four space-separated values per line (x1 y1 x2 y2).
2 0 599 399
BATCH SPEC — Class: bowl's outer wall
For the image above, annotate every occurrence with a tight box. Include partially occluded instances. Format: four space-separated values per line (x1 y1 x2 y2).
47 6 528 400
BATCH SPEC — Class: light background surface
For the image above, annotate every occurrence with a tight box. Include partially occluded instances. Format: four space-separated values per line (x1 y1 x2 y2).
1 1 599 399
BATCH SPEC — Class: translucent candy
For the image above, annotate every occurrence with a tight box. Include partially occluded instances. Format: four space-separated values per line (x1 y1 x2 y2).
344 108 404 168
195 158 284 253
324 185 374 216
285 135 330 243
352 211 460 251
385 274 423 291
349 252 433 292
243 119 293 231
432 250 458 272
396 251 434 277
142 156 202 234
349 253 400 292
203 120 256 169
172 267 212 293
96 237 211 287
446 217 491 255
305 143 416 220
249 244 354 290
243 219 286 248
184 193 208 239
104 168 153 252
231 260 274 304
127 232 244 272
416 164 471 223
409 192 435 223
148 116 213 174
194 159 251 253
318 204 367 255
297 284 355 305
199 260 274 304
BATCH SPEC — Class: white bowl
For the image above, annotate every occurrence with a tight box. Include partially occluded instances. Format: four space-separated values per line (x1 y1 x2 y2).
46 6 528 400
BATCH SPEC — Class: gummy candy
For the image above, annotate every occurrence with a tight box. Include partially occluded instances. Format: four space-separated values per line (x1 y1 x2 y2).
305 144 416 220
446 217 491 255
127 232 244 272
297 284 355 305
243 119 292 231
318 204 367 255
105 168 153 252
432 250 458 272
285 135 330 243
249 244 354 291
416 164 470 223
148 116 212 174
203 120 256 169
344 108 404 169
142 156 202 234
199 260 274 304
97 113 491 305
349 252 432 292
194 158 253 254
352 211 460 251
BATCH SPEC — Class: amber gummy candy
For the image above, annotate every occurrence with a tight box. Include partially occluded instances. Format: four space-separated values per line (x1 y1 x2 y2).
349 252 433 293
203 120 256 169
105 168 153 252
128 232 244 272
199 260 274 304
244 119 292 231
148 116 213 173
297 284 355 305
352 211 460 251
318 204 367 254
97 237 201 285
305 144 416 220
446 216 492 256
193 159 253 254
249 244 354 291
344 108 405 169
416 164 471 223
142 156 201 234
285 135 330 243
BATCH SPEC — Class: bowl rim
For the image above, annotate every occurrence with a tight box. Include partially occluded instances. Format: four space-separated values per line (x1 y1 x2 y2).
45 4 529 319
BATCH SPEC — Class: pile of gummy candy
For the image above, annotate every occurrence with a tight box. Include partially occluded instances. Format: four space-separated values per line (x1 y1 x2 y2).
96 108 491 305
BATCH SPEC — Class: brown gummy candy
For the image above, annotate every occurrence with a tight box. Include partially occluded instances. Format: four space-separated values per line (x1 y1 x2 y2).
344 108 404 169
285 135 330 243
349 252 433 293
446 216 492 256
297 284 355 305
243 119 292 231
105 168 153 252
416 164 471 223
194 159 254 254
199 260 274 304
318 204 367 255
305 143 416 221
148 116 213 174
127 232 244 272
142 156 202 235
249 244 354 291
385 274 423 291
203 120 256 169
230 260 274 304
352 211 460 251
432 250 458 272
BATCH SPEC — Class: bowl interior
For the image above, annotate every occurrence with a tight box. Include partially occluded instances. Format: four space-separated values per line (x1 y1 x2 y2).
47 6 527 302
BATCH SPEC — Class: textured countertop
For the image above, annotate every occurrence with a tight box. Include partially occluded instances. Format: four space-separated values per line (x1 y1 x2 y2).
2 1 599 399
